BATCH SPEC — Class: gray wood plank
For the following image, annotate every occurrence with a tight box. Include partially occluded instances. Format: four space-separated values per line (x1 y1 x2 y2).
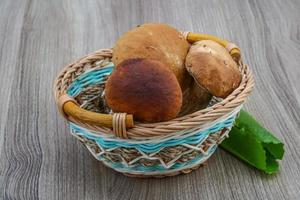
0 0 299 199
0 1 31 199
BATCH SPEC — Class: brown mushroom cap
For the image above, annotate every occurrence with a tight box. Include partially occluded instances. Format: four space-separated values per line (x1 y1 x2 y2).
112 23 191 91
105 58 182 123
185 40 242 98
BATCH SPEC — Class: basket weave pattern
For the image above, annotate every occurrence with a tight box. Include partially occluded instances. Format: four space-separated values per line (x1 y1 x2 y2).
54 47 254 177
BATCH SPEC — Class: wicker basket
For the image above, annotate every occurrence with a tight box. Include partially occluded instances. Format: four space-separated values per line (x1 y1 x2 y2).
53 32 254 177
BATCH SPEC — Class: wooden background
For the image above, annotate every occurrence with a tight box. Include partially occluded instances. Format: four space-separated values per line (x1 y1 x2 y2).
0 0 299 199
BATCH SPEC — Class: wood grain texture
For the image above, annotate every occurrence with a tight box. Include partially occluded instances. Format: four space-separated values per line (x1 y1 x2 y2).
0 0 299 199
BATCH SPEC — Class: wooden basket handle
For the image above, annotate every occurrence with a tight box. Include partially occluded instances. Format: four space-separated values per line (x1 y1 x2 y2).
57 32 241 131
57 94 134 130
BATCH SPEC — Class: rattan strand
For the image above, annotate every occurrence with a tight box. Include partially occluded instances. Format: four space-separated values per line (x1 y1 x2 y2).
73 127 228 177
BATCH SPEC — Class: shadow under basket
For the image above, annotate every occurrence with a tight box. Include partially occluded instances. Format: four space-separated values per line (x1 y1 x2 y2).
53 32 254 178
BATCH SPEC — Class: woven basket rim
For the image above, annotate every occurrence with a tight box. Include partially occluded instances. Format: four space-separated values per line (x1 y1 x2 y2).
54 48 254 139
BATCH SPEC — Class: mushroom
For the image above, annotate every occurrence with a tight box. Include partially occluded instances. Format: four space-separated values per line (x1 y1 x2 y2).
112 23 191 91
185 40 242 98
105 58 182 123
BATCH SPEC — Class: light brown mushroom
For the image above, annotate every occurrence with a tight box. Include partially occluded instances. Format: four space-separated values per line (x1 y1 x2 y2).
185 40 242 98
112 23 191 91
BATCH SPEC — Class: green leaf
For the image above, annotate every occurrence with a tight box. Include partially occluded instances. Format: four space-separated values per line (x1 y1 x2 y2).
220 110 284 174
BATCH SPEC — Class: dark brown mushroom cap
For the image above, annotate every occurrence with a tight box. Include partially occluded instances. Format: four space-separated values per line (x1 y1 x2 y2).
105 58 182 123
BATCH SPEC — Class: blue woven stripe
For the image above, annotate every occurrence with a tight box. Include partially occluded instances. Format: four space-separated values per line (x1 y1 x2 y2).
99 145 217 173
70 115 234 153
67 64 114 97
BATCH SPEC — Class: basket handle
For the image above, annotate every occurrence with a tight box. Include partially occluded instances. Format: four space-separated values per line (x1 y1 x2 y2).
57 94 134 131
183 32 241 61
